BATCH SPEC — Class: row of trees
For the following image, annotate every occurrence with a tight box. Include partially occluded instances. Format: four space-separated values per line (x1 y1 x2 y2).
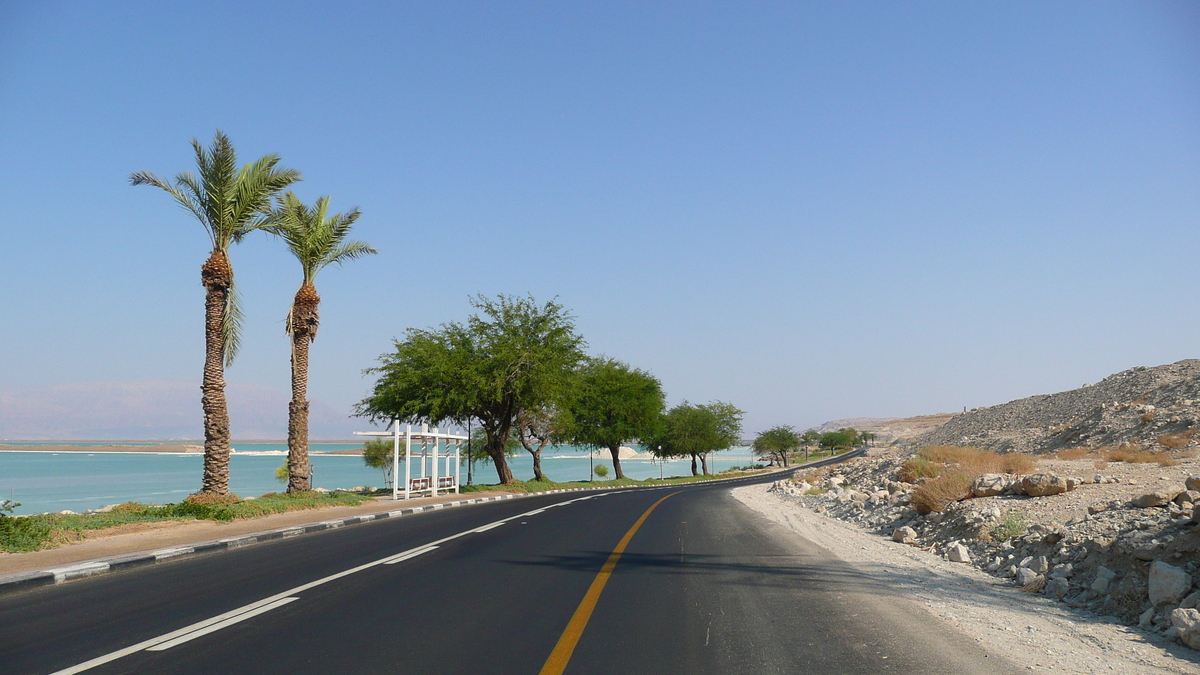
750 426 874 466
355 295 744 484
132 131 375 495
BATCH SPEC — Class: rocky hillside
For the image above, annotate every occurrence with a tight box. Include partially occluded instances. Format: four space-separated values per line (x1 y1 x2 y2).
915 359 1200 454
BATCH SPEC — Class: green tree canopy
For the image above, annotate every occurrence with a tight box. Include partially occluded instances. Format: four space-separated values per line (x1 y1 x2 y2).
819 428 860 452
752 425 800 467
569 357 665 480
650 401 744 476
356 295 585 484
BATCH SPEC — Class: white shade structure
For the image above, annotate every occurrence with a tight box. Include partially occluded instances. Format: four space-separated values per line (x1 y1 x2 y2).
355 421 467 500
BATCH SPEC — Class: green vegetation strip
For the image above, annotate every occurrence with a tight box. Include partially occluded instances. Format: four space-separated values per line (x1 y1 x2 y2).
0 492 371 554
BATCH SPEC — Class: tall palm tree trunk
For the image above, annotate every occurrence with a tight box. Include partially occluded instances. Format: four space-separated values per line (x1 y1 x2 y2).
200 251 233 495
287 284 320 492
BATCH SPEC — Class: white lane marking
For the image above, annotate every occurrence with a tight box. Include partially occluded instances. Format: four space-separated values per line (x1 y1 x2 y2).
523 509 546 515
382 545 439 565
472 521 506 533
146 598 299 651
49 492 603 675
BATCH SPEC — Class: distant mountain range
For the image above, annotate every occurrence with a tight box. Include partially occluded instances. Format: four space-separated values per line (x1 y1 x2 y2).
0 380 362 440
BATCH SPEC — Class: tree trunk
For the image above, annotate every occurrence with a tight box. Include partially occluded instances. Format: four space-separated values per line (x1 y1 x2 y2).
287 283 319 493
491 447 515 484
700 453 709 475
608 445 625 480
690 453 699 476
199 250 232 495
486 426 515 484
531 449 545 481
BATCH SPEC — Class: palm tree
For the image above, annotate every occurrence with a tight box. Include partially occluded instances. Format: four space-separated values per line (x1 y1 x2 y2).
131 131 300 495
271 193 376 492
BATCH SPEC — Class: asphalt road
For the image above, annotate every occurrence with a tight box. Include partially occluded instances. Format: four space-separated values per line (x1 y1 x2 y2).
0 471 1023 675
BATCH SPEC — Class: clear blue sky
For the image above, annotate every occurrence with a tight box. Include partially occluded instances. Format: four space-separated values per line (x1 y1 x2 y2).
1 1 1198 434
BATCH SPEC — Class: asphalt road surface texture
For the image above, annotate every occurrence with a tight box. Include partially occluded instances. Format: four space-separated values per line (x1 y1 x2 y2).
1 471 1023 675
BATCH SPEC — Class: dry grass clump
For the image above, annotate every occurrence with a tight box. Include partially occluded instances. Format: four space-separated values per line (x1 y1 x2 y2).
1055 447 1091 460
914 445 1035 475
898 457 940 483
907 446 1038 514
1157 430 1198 449
912 473 973 515
1103 444 1179 466
1141 411 1158 423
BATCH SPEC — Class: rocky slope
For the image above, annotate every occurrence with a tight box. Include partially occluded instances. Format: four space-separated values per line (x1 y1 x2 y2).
915 360 1200 454
770 448 1200 652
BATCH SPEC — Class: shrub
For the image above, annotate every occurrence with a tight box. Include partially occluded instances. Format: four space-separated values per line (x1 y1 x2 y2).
1055 447 1090 460
905 446 1038 514
912 473 973 514
594 464 609 478
992 511 1025 541
914 445 1034 476
1157 430 1197 449
1105 444 1178 466
899 457 940 483
0 515 54 552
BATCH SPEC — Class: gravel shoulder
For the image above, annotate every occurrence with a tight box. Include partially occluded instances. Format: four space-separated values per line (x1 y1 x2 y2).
734 483 1200 675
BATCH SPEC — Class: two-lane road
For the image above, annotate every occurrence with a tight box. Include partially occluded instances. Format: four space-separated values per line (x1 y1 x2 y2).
1 474 1020 674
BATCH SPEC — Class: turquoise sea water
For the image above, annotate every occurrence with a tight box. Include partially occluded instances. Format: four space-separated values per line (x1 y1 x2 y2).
0 443 757 515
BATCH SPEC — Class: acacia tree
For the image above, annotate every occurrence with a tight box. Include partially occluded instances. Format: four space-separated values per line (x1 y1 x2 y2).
515 403 573 482
752 425 800 467
569 358 664 480
131 131 300 495
270 193 376 492
800 430 820 461
652 401 744 476
356 295 585 484
819 428 860 454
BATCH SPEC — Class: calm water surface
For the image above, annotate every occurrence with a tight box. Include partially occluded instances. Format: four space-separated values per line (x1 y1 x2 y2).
0 444 756 515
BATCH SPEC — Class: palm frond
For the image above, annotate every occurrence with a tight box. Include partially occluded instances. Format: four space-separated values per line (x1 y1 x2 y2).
324 240 378 268
223 275 245 367
269 195 373 285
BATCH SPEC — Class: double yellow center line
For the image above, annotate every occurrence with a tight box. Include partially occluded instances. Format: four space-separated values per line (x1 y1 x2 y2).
539 492 679 675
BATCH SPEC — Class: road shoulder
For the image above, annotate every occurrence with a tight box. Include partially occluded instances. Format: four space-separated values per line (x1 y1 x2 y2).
733 483 1200 675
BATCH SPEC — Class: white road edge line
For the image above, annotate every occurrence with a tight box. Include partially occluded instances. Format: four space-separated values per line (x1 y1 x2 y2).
145 598 300 651
471 521 505 533
49 491 607 675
